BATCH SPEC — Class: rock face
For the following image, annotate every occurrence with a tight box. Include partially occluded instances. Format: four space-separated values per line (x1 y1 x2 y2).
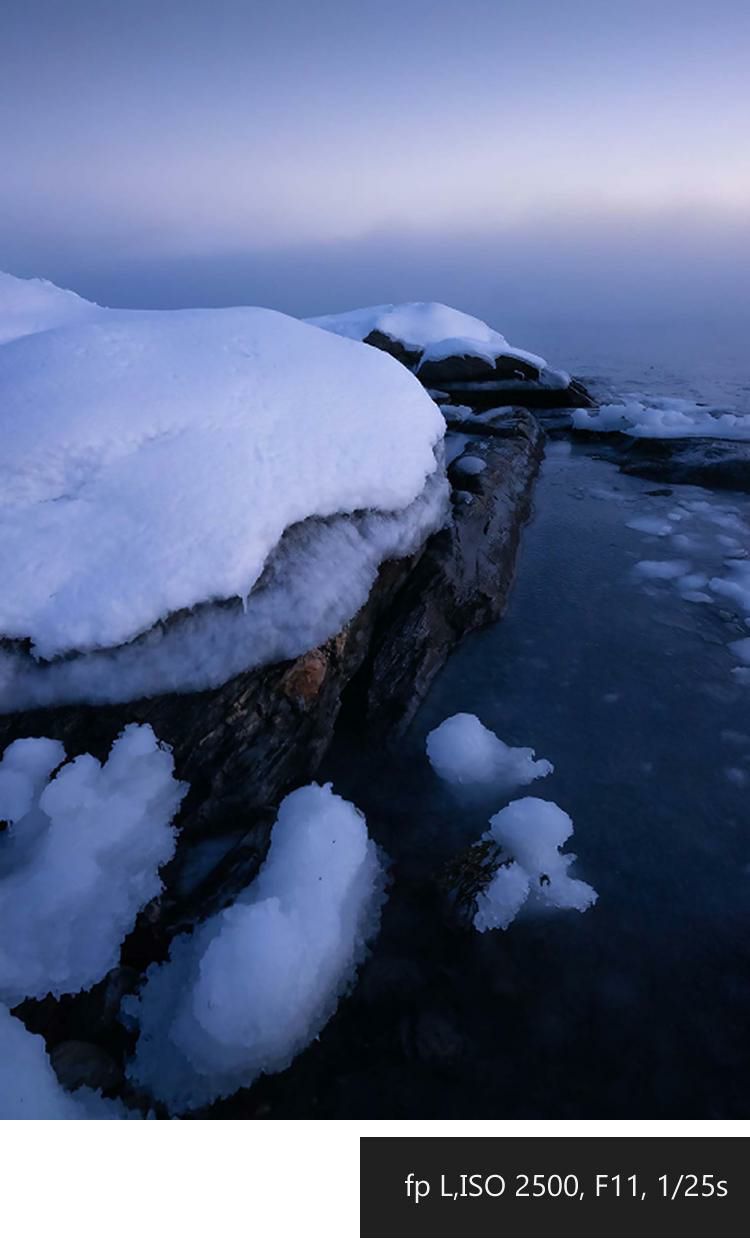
359 411 544 735
570 427 750 492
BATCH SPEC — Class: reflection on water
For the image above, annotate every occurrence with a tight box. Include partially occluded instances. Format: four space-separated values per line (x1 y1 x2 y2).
220 443 750 1119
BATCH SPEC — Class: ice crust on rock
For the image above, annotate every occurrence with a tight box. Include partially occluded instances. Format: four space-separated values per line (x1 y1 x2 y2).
0 465 449 711
426 713 553 789
473 798 597 933
308 301 547 371
0 725 185 1005
125 783 385 1114
0 286 445 661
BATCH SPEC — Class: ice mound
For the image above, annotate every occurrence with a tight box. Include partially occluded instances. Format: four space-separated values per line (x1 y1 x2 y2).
0 1003 130 1119
125 783 385 1114
0 726 185 1005
474 798 597 933
0 270 102 346
573 395 750 441
426 713 553 789
0 286 445 662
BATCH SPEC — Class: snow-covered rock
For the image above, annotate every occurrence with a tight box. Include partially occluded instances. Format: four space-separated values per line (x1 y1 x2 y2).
426 713 553 789
307 301 580 405
0 725 185 1004
0 1003 129 1119
0 295 445 664
125 783 385 1113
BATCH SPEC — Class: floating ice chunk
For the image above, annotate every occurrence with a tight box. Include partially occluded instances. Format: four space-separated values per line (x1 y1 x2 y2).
733 668 750 686
634 560 691 581
626 516 673 537
710 564 750 614
125 783 385 1114
488 798 598 913
426 714 553 789
473 862 530 932
730 638 750 666
0 1003 128 1119
473 798 597 932
0 726 185 1005
678 572 708 591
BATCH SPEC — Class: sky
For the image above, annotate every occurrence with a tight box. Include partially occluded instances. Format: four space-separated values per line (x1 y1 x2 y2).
1 0 748 323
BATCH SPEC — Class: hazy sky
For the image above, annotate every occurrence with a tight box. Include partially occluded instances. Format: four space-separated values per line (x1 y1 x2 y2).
1 0 748 320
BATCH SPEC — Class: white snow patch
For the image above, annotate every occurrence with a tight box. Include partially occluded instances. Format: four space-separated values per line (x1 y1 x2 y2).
0 294 445 660
473 798 597 933
0 726 185 1005
0 1003 129 1119
473 862 530 932
125 783 385 1114
426 714 553 789
572 395 750 440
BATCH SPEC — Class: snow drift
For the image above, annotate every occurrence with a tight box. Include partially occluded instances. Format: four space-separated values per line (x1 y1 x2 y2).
125 783 385 1114
0 725 185 1005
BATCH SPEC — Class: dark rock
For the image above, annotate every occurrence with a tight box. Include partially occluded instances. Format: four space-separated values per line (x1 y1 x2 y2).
438 838 507 930
362 329 422 370
0 560 419 841
439 375 595 412
357 325 596 412
418 353 506 387
573 430 750 493
359 411 544 736
50 1040 123 1094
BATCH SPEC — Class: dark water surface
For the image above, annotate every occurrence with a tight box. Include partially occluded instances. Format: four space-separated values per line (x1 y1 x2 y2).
225 442 750 1119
